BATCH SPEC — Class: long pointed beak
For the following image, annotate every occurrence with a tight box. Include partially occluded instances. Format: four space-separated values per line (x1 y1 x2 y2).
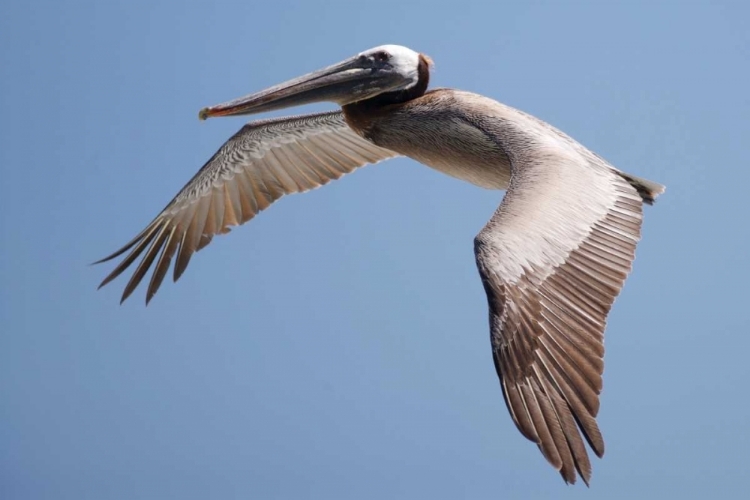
199 56 394 120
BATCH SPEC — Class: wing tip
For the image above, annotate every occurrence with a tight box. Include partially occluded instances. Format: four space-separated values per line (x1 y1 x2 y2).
618 172 665 205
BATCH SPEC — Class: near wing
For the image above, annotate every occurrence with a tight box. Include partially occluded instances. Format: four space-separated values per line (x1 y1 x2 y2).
96 111 398 304
474 150 660 485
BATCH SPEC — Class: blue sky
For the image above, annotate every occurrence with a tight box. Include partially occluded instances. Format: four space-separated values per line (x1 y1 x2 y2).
2 1 749 498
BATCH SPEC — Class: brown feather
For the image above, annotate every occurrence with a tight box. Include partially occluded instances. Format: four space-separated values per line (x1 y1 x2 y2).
222 182 240 227
147 226 179 304
121 223 170 303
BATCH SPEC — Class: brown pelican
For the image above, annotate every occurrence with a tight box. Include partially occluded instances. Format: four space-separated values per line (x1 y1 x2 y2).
95 44 664 485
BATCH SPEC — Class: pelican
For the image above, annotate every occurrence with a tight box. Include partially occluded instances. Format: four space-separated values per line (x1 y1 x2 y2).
95 44 664 484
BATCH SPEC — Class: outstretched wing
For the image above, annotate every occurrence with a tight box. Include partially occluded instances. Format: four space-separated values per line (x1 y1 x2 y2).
474 148 662 485
96 111 398 304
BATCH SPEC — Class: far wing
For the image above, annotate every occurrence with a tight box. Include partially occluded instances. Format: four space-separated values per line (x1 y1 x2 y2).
96 111 398 303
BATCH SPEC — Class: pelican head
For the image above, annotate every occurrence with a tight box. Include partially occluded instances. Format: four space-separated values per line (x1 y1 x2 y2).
199 45 429 120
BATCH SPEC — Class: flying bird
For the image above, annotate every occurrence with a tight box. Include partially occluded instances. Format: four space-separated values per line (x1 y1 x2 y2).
95 44 664 484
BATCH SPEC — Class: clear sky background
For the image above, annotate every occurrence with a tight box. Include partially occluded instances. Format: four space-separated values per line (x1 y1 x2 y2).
2 1 748 499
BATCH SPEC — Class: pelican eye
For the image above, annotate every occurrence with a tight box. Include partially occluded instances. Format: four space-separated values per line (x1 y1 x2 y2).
373 51 390 62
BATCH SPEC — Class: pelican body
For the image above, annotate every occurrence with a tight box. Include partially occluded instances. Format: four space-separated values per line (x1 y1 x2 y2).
96 45 664 485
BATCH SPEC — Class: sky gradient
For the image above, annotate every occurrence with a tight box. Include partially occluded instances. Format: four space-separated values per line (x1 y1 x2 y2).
2 1 749 499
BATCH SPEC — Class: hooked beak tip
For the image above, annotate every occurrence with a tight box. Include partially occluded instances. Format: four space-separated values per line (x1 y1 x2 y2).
199 105 239 120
